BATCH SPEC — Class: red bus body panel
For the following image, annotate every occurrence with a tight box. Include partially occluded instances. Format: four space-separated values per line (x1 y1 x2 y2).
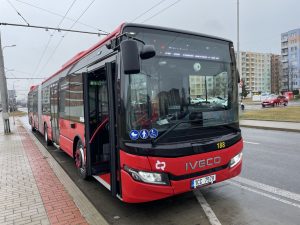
59 118 85 157
120 139 243 203
27 23 243 203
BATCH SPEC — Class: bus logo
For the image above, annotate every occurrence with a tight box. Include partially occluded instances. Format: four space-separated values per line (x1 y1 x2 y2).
155 160 166 171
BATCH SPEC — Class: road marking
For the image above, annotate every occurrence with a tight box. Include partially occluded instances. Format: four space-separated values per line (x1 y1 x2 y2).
232 176 300 202
194 190 222 225
243 141 260 145
228 180 300 209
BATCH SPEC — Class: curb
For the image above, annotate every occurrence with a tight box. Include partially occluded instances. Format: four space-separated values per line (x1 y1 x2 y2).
240 119 300 123
19 119 109 225
240 125 300 133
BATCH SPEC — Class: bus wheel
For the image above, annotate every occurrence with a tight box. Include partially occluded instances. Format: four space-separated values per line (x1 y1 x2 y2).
44 124 51 146
31 120 35 132
75 140 87 179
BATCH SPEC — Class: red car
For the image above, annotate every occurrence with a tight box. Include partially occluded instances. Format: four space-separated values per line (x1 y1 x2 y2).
261 95 288 107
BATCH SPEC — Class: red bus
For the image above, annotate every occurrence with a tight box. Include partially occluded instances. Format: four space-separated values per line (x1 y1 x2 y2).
28 23 243 203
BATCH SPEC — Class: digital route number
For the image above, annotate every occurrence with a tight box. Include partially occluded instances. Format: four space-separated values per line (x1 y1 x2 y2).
217 141 226 149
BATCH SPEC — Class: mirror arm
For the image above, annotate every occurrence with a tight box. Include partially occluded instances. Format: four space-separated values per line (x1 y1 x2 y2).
106 32 145 51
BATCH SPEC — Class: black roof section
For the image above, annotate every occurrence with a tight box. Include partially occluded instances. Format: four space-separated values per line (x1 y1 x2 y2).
122 23 233 44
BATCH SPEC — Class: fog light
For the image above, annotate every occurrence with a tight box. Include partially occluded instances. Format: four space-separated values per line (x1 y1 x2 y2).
124 165 170 185
229 152 242 168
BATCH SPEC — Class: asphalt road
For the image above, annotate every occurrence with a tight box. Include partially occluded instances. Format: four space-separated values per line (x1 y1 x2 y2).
20 117 300 225
202 128 300 225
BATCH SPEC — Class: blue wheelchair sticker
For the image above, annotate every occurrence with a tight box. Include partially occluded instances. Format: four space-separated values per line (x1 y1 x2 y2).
149 128 158 138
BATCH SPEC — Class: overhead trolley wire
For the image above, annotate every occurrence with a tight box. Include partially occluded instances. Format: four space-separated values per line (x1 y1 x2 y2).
0 22 105 35
36 0 96 77
130 0 168 22
141 0 182 23
6 0 30 25
14 0 109 34
55 0 78 29
32 0 78 78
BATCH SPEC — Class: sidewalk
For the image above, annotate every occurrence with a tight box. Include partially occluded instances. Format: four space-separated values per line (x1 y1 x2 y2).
240 119 300 133
0 115 108 225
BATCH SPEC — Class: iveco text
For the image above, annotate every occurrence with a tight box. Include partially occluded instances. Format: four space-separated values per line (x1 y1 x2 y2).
185 156 222 171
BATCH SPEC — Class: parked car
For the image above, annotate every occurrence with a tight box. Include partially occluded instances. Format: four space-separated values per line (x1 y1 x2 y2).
191 97 206 104
261 95 288 107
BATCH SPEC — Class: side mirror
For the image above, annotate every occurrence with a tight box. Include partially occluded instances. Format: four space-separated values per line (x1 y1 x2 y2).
140 45 156 60
120 39 140 74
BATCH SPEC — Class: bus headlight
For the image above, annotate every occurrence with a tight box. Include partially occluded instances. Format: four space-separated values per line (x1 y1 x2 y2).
229 152 242 168
124 166 170 185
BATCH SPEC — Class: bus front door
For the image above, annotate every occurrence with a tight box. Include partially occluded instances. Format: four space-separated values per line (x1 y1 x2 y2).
84 60 118 197
50 82 60 144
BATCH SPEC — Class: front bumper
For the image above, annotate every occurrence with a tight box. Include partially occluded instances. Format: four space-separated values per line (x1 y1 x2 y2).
120 139 243 203
121 160 242 203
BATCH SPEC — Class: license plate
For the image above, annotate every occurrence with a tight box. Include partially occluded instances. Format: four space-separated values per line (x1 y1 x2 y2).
191 174 216 189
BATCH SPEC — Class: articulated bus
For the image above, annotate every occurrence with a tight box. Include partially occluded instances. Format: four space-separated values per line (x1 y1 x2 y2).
28 23 243 203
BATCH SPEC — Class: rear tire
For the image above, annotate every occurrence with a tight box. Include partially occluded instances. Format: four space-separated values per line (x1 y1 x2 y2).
44 124 52 146
31 119 36 132
74 140 88 180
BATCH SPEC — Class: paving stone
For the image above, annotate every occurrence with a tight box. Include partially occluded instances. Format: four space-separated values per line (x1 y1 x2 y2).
1 118 104 225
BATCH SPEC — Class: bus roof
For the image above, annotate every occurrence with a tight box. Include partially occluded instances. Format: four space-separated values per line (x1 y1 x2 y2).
123 23 233 43
42 23 124 84
29 85 38 91
41 23 233 85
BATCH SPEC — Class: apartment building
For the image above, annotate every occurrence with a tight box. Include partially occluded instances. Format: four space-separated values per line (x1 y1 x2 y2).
237 51 271 95
281 28 300 91
271 54 282 94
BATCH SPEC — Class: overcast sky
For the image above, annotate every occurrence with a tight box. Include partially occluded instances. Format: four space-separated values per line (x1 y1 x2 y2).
1 0 299 100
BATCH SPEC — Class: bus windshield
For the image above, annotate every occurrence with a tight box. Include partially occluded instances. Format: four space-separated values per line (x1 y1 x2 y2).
122 27 239 143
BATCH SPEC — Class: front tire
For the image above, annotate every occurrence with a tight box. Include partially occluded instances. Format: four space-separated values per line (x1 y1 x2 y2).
74 140 88 180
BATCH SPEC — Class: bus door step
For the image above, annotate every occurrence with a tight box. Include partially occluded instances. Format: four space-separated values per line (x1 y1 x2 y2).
93 173 111 191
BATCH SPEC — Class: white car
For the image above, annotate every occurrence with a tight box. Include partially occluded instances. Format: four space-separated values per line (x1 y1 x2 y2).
191 97 205 104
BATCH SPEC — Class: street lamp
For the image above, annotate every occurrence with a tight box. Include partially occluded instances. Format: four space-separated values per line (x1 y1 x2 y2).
2 44 16 51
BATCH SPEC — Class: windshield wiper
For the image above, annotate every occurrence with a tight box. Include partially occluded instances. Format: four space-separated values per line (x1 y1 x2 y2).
151 118 210 147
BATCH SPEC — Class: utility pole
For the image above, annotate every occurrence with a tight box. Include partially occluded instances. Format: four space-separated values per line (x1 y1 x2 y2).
237 0 240 72
237 0 242 101
0 34 11 133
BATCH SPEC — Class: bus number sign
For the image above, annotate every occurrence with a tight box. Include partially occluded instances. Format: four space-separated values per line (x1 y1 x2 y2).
217 141 226 149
